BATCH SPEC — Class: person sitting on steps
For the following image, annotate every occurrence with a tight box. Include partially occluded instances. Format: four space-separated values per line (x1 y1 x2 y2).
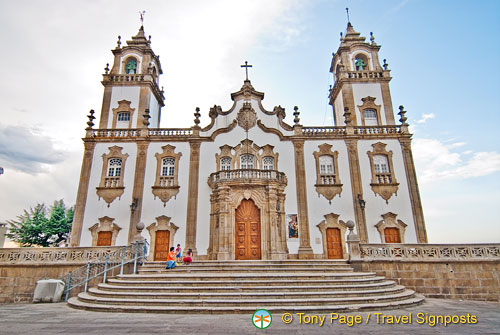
183 248 193 265
165 247 176 269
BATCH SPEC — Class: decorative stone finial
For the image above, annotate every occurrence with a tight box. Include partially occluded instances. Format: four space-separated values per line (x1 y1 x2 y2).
116 35 121 48
86 109 95 129
104 63 109 74
293 106 300 125
194 107 201 126
143 109 151 127
343 107 352 126
383 59 389 70
148 35 151 44
147 62 153 74
370 32 375 45
398 105 408 126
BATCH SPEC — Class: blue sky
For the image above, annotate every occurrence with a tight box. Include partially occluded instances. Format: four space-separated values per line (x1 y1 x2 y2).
0 0 499 244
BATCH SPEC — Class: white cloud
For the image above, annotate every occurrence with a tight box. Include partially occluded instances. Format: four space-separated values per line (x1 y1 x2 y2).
416 113 435 124
413 138 500 183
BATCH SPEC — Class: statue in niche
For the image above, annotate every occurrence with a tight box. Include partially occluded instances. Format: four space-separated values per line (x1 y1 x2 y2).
355 58 366 71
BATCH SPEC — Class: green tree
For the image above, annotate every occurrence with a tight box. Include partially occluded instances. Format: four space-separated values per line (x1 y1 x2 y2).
6 200 73 247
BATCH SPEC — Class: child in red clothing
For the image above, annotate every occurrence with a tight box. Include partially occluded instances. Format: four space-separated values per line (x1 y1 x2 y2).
183 248 193 265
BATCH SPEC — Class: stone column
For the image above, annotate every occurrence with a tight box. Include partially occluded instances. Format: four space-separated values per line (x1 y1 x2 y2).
128 141 150 244
292 139 314 259
345 139 368 243
185 141 201 256
70 140 96 246
399 138 428 243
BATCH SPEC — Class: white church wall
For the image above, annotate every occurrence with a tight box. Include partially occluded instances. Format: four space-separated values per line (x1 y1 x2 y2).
80 142 138 246
148 94 160 128
351 83 387 125
303 140 355 254
334 89 345 126
139 142 191 247
107 86 141 128
357 140 417 243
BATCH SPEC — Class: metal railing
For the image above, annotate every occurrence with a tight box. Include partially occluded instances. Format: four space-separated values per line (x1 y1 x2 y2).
62 240 149 301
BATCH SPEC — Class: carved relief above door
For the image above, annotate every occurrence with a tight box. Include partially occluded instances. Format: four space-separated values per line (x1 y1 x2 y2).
235 199 261 260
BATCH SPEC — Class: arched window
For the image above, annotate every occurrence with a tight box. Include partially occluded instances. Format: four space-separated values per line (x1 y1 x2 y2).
263 156 274 170
240 154 254 169
107 158 122 177
319 155 334 175
125 58 137 74
161 157 175 177
220 157 231 171
363 109 378 126
117 112 130 122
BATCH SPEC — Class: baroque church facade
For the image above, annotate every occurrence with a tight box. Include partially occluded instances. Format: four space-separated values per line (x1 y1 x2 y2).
69 23 428 260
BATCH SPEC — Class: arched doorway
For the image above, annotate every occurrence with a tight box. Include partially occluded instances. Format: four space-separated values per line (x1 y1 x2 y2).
235 199 261 260
326 228 342 259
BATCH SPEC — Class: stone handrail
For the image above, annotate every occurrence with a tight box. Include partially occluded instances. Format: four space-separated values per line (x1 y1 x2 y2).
354 125 401 135
359 243 500 260
0 246 134 264
93 129 140 138
302 127 346 136
209 169 286 184
148 128 193 136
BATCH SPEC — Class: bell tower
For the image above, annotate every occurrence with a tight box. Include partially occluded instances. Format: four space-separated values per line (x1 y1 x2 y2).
98 26 164 129
329 23 395 127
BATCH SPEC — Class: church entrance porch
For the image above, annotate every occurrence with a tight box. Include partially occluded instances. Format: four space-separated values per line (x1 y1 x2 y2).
207 169 288 260
235 199 261 260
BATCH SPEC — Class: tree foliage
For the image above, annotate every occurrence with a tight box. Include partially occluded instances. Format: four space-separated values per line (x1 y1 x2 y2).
6 200 74 247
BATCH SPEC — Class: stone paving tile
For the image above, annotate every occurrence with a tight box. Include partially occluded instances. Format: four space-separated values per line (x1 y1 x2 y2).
0 299 499 334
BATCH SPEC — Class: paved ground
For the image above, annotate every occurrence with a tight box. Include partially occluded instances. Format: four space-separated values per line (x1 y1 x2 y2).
0 299 499 334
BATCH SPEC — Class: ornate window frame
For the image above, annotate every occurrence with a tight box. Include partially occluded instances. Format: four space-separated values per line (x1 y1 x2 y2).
152 145 182 206
367 142 399 203
215 145 234 171
234 139 260 169
111 100 135 128
316 213 349 259
96 146 129 206
89 216 121 246
358 96 382 126
375 212 407 243
312 143 342 204
146 215 179 261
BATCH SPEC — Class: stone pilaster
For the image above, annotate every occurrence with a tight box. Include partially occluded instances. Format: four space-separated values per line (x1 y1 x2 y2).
70 141 96 246
345 139 368 243
399 138 428 243
128 141 150 244
185 141 201 256
292 139 314 258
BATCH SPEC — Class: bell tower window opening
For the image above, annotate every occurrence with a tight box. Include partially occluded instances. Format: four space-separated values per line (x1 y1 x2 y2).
125 58 137 74
117 112 130 122
240 154 254 169
107 158 122 177
354 54 368 71
220 157 231 171
161 157 175 177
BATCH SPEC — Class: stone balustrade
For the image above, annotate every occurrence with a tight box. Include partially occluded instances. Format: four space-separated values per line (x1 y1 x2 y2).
345 70 386 79
107 74 146 82
93 129 140 138
148 128 193 136
209 169 286 185
354 125 401 135
302 127 346 136
0 246 134 264
359 243 500 260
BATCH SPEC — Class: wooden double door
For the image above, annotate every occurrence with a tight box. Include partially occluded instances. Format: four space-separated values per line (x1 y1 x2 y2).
154 230 170 261
235 199 261 260
326 228 343 259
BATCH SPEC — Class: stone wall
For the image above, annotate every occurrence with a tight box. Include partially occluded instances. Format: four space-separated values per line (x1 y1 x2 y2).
351 260 500 302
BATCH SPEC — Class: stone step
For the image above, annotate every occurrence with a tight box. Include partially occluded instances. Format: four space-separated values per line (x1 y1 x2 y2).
97 280 396 293
115 272 378 282
137 266 354 274
74 289 418 307
87 285 405 300
144 260 349 265
68 294 425 314
106 276 387 287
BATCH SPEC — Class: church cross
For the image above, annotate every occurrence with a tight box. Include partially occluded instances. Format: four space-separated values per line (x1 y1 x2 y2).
139 10 146 26
240 61 253 81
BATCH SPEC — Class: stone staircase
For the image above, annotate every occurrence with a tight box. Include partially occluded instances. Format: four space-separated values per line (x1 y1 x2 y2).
67 260 424 313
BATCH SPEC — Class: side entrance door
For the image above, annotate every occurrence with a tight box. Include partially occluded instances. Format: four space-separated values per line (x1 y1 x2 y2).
326 228 343 259
97 231 112 246
235 199 261 260
384 227 401 243
154 230 170 261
